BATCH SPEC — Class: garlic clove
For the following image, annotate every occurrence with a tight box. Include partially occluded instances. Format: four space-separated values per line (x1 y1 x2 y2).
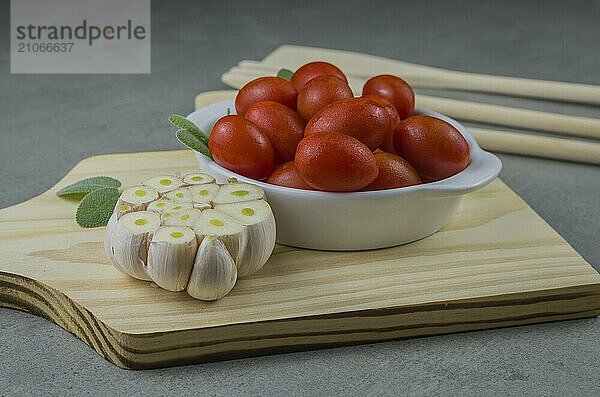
144 175 184 195
182 173 215 185
117 186 159 211
193 209 246 261
213 182 265 204
105 210 160 281
146 226 197 292
163 187 193 203
113 203 134 220
161 208 203 227
214 200 276 277
146 197 172 213
189 183 220 204
156 202 194 223
186 236 237 301
165 202 194 213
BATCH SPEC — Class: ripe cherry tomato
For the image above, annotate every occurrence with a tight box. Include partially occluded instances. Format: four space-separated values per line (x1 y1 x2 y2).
304 97 393 151
362 74 415 119
393 115 470 182
363 152 422 190
294 132 378 191
361 94 401 153
244 101 305 163
235 77 297 116
267 161 313 190
208 115 275 180
297 75 353 121
291 61 348 92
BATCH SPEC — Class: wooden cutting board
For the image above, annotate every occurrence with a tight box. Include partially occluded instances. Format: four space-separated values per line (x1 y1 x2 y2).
1 95 599 370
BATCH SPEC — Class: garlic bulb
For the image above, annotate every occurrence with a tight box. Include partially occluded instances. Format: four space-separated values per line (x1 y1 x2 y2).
104 174 276 301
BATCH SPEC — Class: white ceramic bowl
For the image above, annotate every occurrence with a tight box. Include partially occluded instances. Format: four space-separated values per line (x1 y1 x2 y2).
188 100 502 251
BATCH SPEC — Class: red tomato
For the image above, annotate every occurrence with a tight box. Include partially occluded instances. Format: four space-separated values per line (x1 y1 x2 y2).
294 132 378 191
235 77 297 116
267 161 313 190
291 61 348 92
361 94 401 153
244 101 305 163
363 152 422 190
362 74 415 119
297 75 354 121
304 97 394 151
393 115 470 182
208 115 275 180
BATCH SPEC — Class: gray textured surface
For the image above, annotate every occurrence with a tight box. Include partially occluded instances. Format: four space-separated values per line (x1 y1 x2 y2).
1 0 599 395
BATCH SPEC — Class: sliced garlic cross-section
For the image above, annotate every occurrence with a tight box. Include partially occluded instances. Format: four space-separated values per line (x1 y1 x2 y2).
105 174 276 301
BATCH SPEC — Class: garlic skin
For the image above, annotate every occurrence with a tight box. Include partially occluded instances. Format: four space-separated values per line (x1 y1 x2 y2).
104 211 160 281
147 226 198 291
186 236 237 301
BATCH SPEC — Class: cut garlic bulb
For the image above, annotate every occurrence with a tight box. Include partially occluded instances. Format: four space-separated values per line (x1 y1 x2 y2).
105 173 276 301
213 182 265 204
162 208 203 227
182 173 215 185
215 200 276 277
147 226 197 291
186 236 237 301
104 211 160 281
144 175 184 194
189 183 219 204
163 187 193 203
118 186 159 211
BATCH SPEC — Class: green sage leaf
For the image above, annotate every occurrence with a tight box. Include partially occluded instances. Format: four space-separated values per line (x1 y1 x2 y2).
169 114 209 146
75 187 120 228
56 176 121 198
277 68 293 81
176 128 211 158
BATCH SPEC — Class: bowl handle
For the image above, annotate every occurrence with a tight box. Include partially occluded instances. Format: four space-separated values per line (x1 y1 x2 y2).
425 150 503 197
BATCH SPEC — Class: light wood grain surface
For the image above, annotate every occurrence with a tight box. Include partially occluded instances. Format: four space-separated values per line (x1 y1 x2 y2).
1 146 599 369
227 60 600 140
263 45 600 105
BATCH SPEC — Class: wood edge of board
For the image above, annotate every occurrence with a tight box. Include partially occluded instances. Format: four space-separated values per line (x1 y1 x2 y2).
2 270 600 370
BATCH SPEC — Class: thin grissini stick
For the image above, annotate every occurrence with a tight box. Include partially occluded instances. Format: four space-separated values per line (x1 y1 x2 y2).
416 95 600 140
469 128 600 166
224 65 600 140
260 45 600 105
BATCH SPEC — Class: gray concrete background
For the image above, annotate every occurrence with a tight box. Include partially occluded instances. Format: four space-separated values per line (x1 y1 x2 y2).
1 0 599 395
